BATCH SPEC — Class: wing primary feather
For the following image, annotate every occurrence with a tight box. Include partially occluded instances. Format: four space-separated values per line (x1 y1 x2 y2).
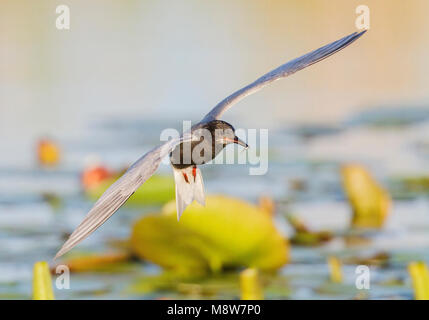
202 30 366 121
54 137 186 260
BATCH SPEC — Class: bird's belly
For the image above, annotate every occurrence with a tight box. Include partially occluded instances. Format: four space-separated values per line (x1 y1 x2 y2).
169 141 224 169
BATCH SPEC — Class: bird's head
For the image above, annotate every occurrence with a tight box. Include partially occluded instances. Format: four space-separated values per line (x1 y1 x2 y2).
208 120 248 149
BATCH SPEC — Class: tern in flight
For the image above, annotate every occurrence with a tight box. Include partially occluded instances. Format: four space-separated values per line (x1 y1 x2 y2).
55 30 366 259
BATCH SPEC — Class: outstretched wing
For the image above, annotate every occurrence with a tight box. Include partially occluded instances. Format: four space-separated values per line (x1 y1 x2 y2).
202 30 366 122
54 137 186 259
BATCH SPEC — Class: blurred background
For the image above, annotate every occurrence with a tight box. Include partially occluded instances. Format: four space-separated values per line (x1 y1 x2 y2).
2 0 429 300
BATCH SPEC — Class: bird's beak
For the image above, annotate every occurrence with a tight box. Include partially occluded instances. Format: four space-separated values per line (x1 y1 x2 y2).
232 136 248 149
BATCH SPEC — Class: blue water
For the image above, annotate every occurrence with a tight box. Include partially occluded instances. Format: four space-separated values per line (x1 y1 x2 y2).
1 106 429 299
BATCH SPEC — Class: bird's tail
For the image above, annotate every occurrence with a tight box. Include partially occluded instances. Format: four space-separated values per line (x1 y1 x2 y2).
172 166 205 220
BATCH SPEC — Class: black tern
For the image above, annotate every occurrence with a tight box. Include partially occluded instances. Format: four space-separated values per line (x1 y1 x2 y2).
55 30 366 259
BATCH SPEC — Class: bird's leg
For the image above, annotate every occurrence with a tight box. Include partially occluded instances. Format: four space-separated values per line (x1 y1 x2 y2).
182 172 190 184
192 165 197 182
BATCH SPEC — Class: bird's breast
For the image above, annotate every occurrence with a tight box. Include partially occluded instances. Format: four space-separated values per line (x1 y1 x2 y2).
169 139 225 169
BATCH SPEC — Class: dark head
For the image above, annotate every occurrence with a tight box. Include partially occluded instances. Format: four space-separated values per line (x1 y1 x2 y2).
204 120 248 149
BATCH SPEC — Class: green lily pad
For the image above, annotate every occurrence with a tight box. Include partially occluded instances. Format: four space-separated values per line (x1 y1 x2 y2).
388 175 429 199
130 195 289 275
128 270 291 299
86 174 175 205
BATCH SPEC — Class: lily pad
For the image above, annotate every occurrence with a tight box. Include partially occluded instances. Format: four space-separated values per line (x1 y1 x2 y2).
127 270 291 299
56 252 134 273
285 214 333 246
130 195 289 274
388 175 429 199
86 174 175 205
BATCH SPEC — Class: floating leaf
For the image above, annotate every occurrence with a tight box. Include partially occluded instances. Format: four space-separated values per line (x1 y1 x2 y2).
42 193 63 211
285 214 333 246
130 195 289 274
86 174 175 205
56 252 132 273
33 261 54 300
343 252 390 267
389 175 429 200
240 268 263 300
343 233 373 247
128 270 289 299
128 272 184 295
128 272 240 298
341 164 391 228
286 214 309 233
408 261 429 300
291 231 333 246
